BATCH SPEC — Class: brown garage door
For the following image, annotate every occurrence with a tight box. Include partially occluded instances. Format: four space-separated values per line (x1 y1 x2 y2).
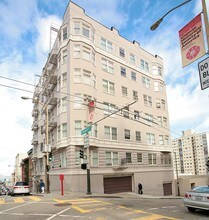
104 176 132 194
163 183 172 196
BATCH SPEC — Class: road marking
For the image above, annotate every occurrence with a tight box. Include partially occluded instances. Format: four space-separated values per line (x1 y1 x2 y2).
28 196 42 201
14 198 24 203
45 207 71 220
0 198 5 204
71 205 91 213
132 213 178 220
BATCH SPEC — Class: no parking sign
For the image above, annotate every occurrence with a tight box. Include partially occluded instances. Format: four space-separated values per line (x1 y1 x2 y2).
198 57 209 90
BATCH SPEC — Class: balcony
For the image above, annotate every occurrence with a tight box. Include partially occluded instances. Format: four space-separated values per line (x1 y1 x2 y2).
31 122 38 131
32 108 39 117
49 121 57 131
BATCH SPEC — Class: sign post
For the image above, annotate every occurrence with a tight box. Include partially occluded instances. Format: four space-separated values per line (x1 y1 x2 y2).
59 174 64 196
198 56 209 90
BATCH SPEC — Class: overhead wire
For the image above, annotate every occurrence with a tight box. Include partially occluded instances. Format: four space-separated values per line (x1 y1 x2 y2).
0 75 182 138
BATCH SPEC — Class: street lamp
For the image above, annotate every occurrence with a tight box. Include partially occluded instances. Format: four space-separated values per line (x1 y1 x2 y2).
150 0 192 31
174 152 180 196
21 96 50 193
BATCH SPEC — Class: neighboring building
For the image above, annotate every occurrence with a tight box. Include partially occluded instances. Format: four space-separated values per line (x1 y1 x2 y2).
30 1 173 195
172 129 209 176
14 153 28 183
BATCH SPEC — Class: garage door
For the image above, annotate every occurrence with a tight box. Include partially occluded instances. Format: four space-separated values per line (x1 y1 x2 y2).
163 183 172 196
104 176 132 194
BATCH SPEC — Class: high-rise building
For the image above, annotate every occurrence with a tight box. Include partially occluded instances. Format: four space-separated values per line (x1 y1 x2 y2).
172 129 209 176
31 1 173 195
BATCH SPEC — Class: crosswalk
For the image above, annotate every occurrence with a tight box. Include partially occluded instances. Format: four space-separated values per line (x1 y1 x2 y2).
0 195 42 204
0 196 178 219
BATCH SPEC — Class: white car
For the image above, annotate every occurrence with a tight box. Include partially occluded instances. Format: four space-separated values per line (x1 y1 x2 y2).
183 186 209 212
11 181 30 196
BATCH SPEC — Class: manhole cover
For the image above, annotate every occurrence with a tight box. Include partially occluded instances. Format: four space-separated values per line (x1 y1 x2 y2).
54 203 71 207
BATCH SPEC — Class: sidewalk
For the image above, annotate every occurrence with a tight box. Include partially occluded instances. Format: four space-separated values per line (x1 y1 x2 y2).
31 191 183 200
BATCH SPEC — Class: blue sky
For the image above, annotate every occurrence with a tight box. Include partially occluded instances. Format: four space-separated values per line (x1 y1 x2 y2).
0 0 209 176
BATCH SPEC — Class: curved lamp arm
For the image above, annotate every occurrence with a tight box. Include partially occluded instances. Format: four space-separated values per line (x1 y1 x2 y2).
150 0 192 31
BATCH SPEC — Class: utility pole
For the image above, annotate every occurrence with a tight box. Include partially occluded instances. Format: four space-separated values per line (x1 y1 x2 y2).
174 152 180 196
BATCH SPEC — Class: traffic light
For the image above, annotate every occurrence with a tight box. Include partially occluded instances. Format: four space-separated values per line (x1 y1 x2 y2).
80 149 84 159
81 163 87 170
48 152 52 162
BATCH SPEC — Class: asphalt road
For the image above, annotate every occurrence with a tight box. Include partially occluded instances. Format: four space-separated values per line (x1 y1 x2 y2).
0 193 209 219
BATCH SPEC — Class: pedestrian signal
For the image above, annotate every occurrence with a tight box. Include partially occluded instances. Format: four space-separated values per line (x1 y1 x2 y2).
80 149 84 158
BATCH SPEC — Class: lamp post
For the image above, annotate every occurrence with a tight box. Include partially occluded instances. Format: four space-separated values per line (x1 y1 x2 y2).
21 96 50 193
150 0 192 31
150 0 209 50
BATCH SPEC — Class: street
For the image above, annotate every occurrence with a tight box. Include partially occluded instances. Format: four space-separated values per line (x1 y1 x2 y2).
0 193 209 219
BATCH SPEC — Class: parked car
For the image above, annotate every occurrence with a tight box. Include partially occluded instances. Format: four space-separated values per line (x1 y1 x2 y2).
11 181 30 196
0 186 7 195
183 186 209 212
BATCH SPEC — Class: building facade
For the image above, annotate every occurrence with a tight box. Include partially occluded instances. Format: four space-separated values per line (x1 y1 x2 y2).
172 129 209 176
31 1 173 195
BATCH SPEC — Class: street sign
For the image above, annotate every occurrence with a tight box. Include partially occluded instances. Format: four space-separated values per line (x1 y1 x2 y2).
198 56 209 90
84 134 89 148
81 126 91 135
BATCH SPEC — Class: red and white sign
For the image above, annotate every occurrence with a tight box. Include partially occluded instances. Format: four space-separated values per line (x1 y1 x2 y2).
88 101 95 122
179 13 205 67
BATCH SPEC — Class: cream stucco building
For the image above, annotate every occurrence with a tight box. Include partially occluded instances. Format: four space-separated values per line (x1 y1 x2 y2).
31 1 174 195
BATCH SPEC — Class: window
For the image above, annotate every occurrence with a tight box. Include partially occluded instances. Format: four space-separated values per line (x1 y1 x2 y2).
83 46 91 61
157 116 162 126
131 71 136 81
137 153 142 162
145 113 154 125
158 66 162 76
122 86 128 97
91 151 98 166
148 153 157 165
154 82 163 92
161 99 166 110
58 125 61 140
140 59 149 72
62 123 67 138
136 131 141 141
133 90 138 100
74 45 81 58
103 102 116 116
156 99 161 108
62 72 67 86
165 136 169 145
74 21 80 34
100 37 113 52
75 120 82 135
62 27 67 41
159 135 164 145
74 94 82 109
143 95 152 107
147 133 155 145
62 49 67 64
102 58 114 73
92 74 96 88
119 47 125 58
61 97 67 112
163 117 168 127
161 153 171 165
120 67 126 77
104 126 117 140
82 23 90 38
102 79 115 94
142 76 151 88
83 70 91 85
105 152 118 166
125 129 131 139
74 68 81 83
130 53 135 63
60 152 67 167
134 111 140 120
126 153 132 163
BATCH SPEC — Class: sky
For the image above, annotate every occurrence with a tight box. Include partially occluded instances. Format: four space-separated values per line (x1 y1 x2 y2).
0 0 209 177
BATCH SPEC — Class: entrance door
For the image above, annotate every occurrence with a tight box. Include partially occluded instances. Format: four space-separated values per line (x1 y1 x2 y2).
163 183 172 196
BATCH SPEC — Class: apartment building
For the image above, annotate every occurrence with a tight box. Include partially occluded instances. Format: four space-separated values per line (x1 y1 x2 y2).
172 129 209 176
31 1 173 195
